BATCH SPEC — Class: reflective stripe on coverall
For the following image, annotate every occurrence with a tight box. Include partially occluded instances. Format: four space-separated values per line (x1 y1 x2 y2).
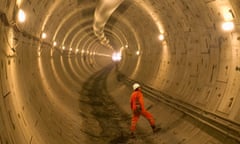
130 89 155 132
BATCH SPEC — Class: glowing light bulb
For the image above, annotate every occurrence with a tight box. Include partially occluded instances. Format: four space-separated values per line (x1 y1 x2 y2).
222 21 234 31
112 52 122 62
53 41 57 46
18 9 26 23
158 34 164 41
41 32 47 39
136 50 140 55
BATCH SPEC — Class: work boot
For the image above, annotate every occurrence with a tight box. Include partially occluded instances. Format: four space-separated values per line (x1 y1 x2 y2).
151 125 157 133
130 132 136 138
152 125 161 133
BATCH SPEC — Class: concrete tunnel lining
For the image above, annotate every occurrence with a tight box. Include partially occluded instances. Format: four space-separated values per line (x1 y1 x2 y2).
1 0 240 143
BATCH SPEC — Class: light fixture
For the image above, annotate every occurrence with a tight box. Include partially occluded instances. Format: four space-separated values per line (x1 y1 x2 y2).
112 52 122 62
41 32 47 39
76 49 79 53
53 41 57 46
222 21 234 31
136 50 140 55
62 46 65 50
81 50 84 53
158 34 164 41
18 9 26 23
69 48 72 51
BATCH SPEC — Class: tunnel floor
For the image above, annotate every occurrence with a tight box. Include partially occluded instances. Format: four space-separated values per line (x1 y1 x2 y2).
77 65 158 144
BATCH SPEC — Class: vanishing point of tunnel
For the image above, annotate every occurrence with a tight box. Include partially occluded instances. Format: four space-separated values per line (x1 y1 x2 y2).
1 0 240 144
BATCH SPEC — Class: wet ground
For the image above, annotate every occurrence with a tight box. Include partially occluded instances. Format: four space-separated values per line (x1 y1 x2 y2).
78 65 157 143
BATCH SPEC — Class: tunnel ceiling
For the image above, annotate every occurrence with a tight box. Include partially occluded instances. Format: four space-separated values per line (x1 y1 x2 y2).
0 0 239 91
12 0 163 53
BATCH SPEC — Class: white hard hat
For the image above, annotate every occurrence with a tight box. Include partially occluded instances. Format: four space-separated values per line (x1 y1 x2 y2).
133 83 140 90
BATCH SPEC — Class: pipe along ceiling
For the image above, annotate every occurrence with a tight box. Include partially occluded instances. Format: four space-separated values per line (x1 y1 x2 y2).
1 0 240 143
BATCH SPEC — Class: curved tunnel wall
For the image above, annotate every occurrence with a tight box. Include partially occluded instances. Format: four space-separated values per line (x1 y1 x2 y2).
1 0 240 144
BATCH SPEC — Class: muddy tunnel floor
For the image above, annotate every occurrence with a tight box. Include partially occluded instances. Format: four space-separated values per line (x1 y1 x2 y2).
78 65 154 144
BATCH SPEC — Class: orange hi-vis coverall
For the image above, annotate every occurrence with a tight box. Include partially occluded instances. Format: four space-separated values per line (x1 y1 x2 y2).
130 89 155 132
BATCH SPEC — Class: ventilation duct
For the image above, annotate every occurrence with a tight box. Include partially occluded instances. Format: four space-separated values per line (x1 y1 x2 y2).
93 0 124 49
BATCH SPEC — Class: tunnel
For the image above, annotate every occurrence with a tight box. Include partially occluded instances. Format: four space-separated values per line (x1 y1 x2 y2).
1 0 240 143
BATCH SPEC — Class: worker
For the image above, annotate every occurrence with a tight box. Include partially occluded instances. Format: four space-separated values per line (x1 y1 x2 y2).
130 83 157 137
